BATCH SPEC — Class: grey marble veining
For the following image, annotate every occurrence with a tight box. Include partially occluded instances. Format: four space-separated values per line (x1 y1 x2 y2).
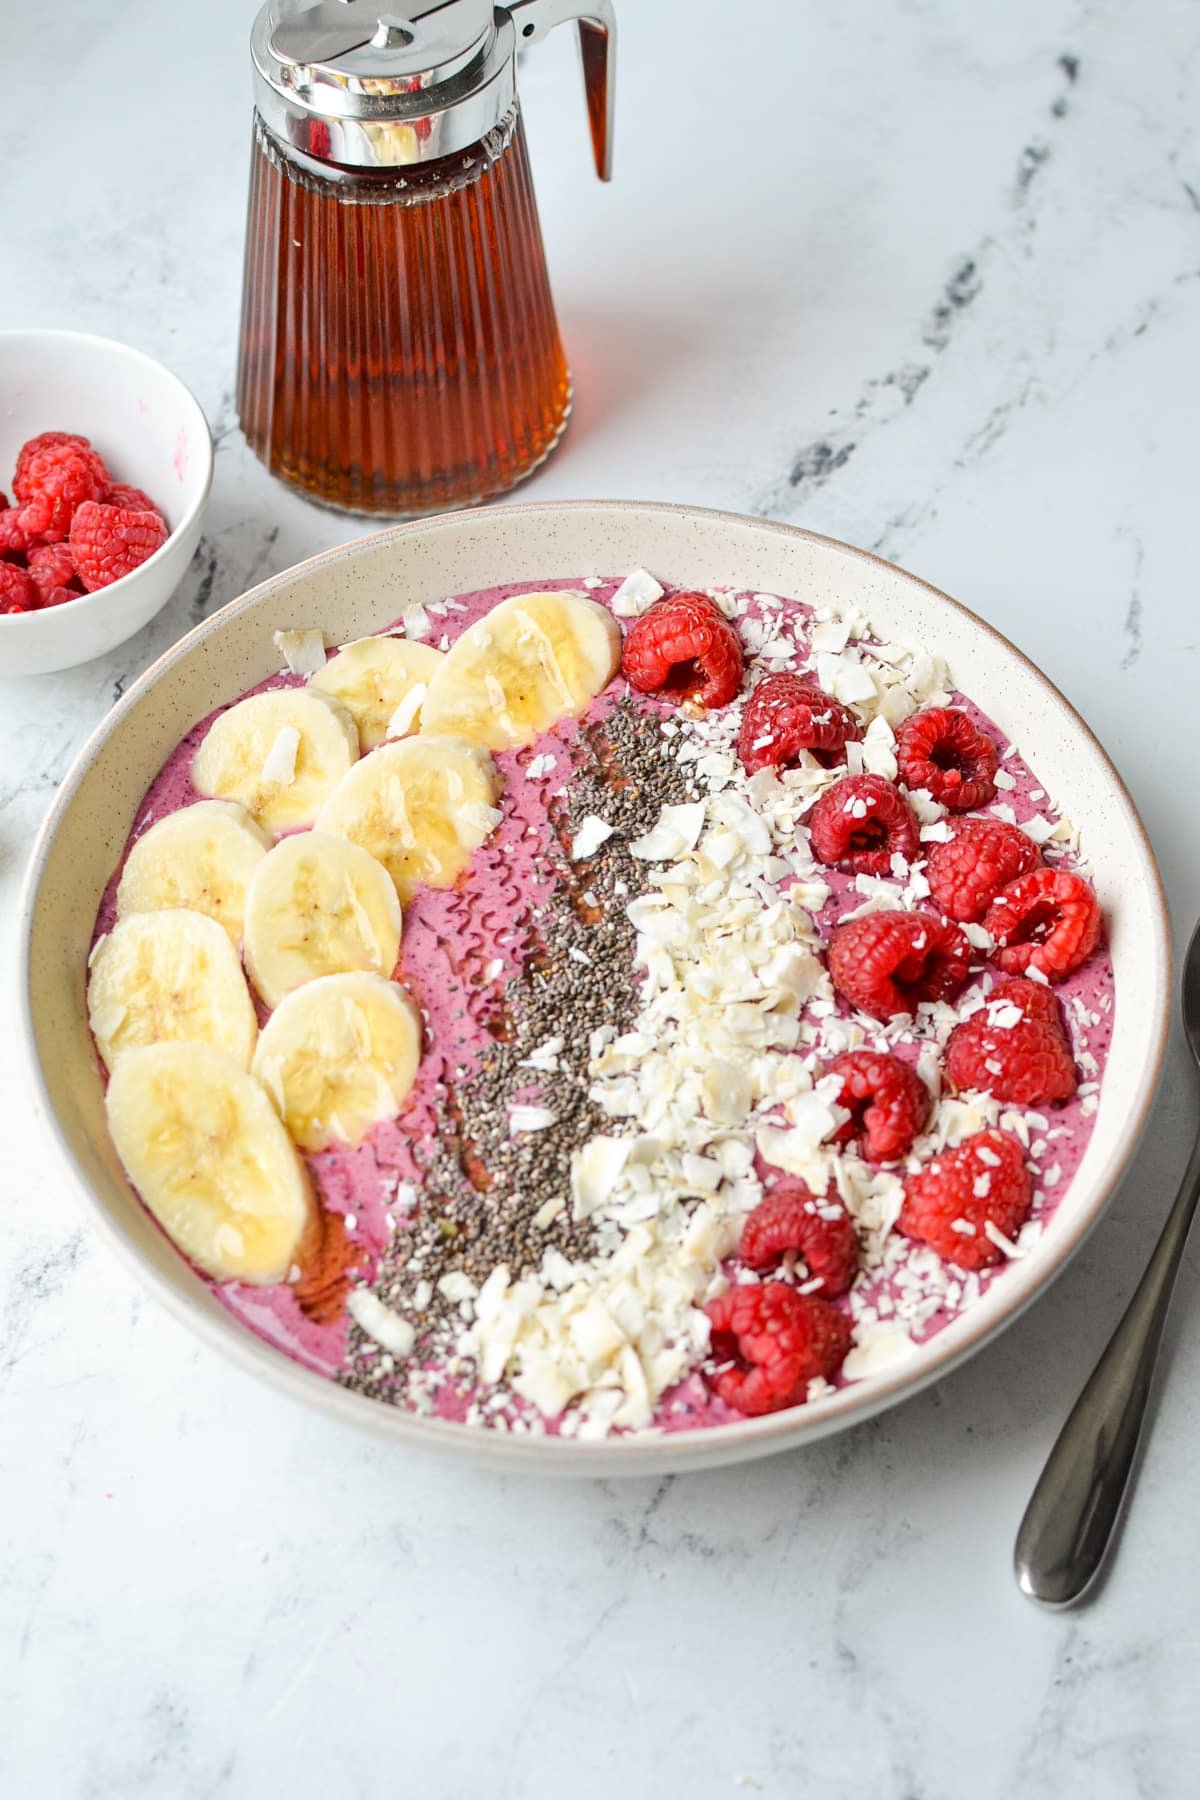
4 0 1200 1793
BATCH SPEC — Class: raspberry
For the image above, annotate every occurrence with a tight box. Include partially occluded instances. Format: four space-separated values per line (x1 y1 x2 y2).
926 817 1043 923
12 432 90 500
983 867 1102 981
809 774 919 877
898 1129 1033 1270
0 505 38 558
738 1182 859 1296
896 707 999 811
70 501 169 592
737 672 861 774
0 562 37 614
106 482 163 520
27 542 82 608
16 442 110 542
945 978 1077 1107
827 909 971 1020
621 592 744 710
705 1281 852 1415
827 1049 930 1161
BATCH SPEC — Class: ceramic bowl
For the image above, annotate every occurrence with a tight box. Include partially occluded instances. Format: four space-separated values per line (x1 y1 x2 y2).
18 502 1171 1474
0 329 213 676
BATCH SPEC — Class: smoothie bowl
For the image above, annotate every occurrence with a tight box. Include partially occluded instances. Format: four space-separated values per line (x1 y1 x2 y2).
19 502 1169 1474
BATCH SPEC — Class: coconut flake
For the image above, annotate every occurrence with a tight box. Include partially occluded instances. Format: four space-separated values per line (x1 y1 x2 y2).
808 618 853 655
628 801 707 860
260 725 300 785
571 815 616 861
347 1287 415 1357
508 1104 557 1133
386 682 427 739
438 1271 478 1303
571 1135 633 1219
273 628 326 676
88 1002 126 1045
841 1326 918 1381
611 568 665 617
461 802 503 836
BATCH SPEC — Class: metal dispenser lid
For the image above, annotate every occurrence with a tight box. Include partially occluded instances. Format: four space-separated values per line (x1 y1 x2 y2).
252 0 615 176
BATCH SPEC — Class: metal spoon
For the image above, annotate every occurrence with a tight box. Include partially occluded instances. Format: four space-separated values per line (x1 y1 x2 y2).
1014 915 1200 1607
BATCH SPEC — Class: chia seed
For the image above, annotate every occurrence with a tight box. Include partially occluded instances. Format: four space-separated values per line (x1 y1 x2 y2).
340 697 697 1408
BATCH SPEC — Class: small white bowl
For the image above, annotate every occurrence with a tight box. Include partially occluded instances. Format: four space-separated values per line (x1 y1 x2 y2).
0 329 213 676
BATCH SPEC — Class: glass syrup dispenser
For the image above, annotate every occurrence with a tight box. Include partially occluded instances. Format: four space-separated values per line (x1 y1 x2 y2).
237 0 615 516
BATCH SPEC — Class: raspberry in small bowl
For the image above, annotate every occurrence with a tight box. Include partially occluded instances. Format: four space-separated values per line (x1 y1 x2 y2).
0 330 213 675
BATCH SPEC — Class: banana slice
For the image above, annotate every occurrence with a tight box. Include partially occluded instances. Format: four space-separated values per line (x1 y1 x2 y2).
106 1043 313 1284
314 734 502 902
418 591 621 749
243 832 403 1009
252 972 422 1152
192 688 359 833
115 800 273 945
310 636 445 750
88 909 258 1072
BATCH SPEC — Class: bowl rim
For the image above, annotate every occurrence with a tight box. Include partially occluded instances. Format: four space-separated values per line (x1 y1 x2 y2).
0 327 215 631
18 499 1173 1471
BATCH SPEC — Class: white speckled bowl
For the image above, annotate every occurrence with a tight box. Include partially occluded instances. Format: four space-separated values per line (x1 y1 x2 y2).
18 502 1170 1474
0 330 213 676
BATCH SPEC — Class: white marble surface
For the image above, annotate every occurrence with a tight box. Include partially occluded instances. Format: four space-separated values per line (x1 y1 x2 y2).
4 0 1200 1792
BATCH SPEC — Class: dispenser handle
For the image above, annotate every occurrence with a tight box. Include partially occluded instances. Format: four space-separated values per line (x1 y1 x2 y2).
507 0 616 180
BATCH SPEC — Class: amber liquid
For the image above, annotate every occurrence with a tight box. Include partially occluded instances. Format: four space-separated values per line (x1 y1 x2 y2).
236 108 572 516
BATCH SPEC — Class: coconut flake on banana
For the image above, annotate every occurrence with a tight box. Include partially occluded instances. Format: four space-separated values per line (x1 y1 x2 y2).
106 1043 313 1283
253 972 422 1152
243 832 403 1009
115 799 272 946
88 909 258 1072
310 635 445 750
192 688 359 833
315 734 501 903
418 591 621 749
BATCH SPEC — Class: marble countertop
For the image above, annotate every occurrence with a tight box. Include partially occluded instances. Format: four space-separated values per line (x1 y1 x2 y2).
5 0 1200 1792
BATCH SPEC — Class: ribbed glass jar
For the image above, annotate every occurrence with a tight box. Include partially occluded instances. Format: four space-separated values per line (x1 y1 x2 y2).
236 107 572 516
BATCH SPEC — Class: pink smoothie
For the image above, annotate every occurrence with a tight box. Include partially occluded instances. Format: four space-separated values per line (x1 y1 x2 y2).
92 577 1115 1436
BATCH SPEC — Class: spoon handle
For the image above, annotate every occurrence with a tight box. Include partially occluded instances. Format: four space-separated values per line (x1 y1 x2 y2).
1014 1135 1200 1607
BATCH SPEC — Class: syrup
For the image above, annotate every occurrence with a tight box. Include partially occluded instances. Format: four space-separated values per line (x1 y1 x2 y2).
236 108 572 516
